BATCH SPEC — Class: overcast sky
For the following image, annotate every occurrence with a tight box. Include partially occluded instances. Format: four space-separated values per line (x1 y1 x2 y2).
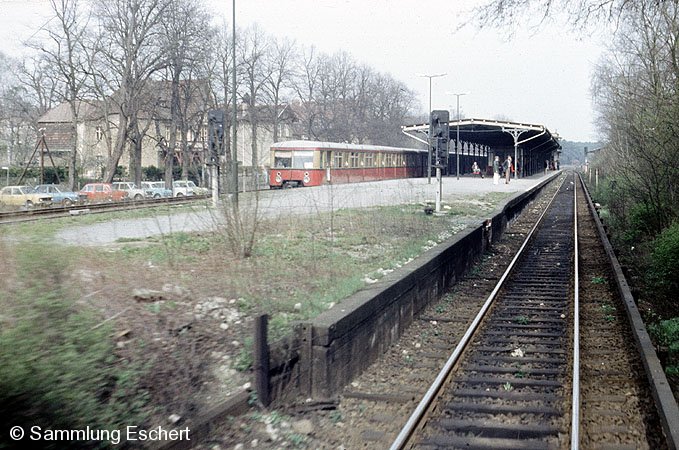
0 0 605 142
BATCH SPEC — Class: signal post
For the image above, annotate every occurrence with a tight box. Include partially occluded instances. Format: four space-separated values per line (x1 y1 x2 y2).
429 110 450 213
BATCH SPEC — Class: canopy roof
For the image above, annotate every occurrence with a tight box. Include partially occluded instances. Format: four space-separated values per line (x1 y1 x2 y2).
402 118 561 154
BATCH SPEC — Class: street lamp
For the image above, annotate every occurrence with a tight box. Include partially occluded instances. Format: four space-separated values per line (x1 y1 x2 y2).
418 73 446 184
2 166 8 186
448 93 467 180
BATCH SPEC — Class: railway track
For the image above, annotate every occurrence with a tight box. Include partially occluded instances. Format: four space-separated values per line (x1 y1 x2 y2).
305 171 673 449
394 173 577 449
0 194 210 225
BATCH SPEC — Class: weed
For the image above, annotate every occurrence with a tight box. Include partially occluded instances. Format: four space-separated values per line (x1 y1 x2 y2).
515 371 526 378
146 303 162 314
601 303 615 315
503 382 513 391
268 410 284 426
591 276 607 284
515 315 529 325
287 433 307 447
329 410 343 423
435 304 446 314
233 337 254 372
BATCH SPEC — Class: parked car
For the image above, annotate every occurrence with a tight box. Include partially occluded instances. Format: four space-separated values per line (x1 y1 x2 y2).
0 185 52 208
172 180 208 197
172 180 196 197
111 182 150 200
79 183 128 203
33 184 86 207
141 181 172 198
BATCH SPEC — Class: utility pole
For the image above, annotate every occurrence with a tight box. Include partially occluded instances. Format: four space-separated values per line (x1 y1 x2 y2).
231 0 238 206
448 93 467 180
418 73 446 184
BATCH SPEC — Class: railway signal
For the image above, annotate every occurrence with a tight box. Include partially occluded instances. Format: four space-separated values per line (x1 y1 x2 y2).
208 110 224 165
429 110 449 167
208 109 224 205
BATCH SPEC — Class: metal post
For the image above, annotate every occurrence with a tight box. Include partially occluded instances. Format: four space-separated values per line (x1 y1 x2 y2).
456 96 460 180
254 314 271 407
231 0 238 205
211 164 219 208
447 93 466 180
514 140 518 180
435 166 442 212
427 77 432 184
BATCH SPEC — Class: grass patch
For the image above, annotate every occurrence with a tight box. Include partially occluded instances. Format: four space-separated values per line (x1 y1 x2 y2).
0 244 149 449
0 191 513 432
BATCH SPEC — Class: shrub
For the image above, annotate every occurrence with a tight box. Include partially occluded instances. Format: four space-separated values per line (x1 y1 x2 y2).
0 288 149 449
649 317 679 373
646 222 679 312
0 245 149 449
623 203 663 244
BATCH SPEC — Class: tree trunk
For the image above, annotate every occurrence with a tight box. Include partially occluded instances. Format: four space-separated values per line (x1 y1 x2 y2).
104 115 129 183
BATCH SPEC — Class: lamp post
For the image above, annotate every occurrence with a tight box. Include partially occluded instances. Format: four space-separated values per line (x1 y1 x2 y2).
418 73 446 184
448 93 467 180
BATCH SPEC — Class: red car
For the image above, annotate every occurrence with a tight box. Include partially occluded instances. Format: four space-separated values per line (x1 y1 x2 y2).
79 183 128 203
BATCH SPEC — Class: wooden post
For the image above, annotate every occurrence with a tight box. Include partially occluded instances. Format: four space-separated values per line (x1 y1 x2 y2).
254 314 270 407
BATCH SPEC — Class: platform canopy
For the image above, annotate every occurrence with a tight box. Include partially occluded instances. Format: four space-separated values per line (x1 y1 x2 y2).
402 117 561 155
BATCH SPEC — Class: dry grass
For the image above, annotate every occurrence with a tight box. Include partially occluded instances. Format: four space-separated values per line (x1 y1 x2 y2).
0 192 510 429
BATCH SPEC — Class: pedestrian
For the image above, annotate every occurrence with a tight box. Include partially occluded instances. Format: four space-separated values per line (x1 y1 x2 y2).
545 159 549 175
472 161 481 177
504 155 512 184
492 156 500 185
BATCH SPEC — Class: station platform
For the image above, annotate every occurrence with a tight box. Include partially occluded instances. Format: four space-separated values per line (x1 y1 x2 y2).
55 171 560 246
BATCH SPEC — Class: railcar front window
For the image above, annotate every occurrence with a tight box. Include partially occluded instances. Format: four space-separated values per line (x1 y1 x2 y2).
274 151 292 168
292 151 314 169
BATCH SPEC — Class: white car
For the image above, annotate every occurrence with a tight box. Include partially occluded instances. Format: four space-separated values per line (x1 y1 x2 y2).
172 180 197 197
111 182 150 200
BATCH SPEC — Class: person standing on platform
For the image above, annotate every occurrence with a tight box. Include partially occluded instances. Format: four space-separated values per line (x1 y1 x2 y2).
504 156 512 184
493 156 500 185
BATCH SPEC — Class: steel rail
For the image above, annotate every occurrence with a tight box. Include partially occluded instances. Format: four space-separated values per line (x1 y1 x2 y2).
389 174 568 450
571 177 581 450
0 194 210 225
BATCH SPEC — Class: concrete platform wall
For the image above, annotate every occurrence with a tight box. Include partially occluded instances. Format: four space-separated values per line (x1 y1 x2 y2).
269 172 560 402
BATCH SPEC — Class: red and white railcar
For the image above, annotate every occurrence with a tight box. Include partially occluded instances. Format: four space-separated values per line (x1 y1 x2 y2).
269 140 427 188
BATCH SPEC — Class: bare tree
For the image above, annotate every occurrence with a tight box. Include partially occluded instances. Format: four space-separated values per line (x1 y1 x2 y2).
592 1 679 231
263 36 297 143
468 0 639 30
91 0 170 183
292 46 323 139
158 0 212 188
239 25 270 172
34 0 91 190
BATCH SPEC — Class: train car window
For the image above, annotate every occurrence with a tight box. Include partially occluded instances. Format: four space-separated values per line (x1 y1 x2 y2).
334 151 343 168
365 153 374 167
292 151 314 169
274 151 292 168
350 152 359 168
